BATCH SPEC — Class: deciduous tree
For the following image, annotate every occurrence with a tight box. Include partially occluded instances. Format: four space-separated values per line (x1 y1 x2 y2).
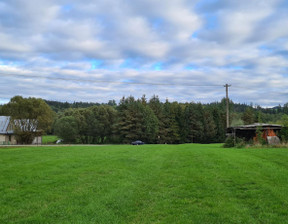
2 96 54 144
54 116 79 143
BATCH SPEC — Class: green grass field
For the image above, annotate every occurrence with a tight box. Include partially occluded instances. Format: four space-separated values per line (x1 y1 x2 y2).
42 135 60 144
1 144 288 223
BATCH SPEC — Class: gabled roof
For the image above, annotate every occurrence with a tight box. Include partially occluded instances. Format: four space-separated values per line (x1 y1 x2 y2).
0 116 12 134
228 123 282 131
0 116 39 134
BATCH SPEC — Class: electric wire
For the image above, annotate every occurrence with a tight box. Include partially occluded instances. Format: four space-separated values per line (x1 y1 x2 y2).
0 72 224 87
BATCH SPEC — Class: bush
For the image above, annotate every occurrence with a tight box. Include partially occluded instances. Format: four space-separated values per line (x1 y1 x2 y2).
223 136 235 148
256 127 267 145
223 136 247 148
235 138 246 148
280 127 288 143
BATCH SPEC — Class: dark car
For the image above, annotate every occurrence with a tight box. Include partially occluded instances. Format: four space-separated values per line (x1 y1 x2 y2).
131 140 144 145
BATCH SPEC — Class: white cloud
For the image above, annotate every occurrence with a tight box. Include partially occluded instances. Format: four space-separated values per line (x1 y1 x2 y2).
0 0 288 106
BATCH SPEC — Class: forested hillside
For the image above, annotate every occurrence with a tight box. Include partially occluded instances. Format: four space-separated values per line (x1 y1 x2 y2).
2 95 288 144
46 96 288 144
46 96 224 144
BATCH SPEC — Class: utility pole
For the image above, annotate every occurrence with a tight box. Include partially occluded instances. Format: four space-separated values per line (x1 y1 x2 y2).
224 84 231 128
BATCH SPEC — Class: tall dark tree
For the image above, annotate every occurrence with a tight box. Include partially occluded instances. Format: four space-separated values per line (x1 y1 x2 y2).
116 96 138 143
211 107 226 142
184 103 204 143
203 109 217 143
115 96 158 143
148 95 165 143
141 105 159 143
158 100 181 144
242 108 255 125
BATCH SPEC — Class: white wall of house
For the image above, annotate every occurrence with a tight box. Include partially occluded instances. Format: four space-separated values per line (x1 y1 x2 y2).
32 136 42 145
0 134 42 145
10 135 17 144
0 134 17 145
0 135 5 143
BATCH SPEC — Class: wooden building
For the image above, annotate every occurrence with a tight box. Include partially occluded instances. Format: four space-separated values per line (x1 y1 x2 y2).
227 123 282 144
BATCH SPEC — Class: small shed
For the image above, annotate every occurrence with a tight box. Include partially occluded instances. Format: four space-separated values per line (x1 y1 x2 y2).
227 123 282 144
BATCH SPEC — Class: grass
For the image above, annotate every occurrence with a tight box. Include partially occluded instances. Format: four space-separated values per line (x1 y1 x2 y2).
1 144 288 223
42 135 60 144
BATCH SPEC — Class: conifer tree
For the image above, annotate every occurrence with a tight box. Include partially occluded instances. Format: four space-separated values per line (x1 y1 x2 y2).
242 108 255 125
184 103 204 143
203 109 217 143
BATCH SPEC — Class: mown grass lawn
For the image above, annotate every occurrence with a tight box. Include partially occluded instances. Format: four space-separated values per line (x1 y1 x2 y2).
1 144 288 223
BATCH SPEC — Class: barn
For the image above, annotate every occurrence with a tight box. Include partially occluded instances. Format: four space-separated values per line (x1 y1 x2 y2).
227 123 282 144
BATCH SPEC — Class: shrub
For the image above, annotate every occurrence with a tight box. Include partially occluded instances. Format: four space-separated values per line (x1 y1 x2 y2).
235 138 246 148
223 136 234 148
223 136 247 148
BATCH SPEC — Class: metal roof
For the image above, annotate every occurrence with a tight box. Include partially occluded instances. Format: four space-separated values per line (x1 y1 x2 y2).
0 116 11 134
228 123 282 131
0 116 39 134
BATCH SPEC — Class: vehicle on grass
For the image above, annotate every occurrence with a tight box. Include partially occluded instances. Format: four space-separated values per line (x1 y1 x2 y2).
131 140 144 145
56 139 63 144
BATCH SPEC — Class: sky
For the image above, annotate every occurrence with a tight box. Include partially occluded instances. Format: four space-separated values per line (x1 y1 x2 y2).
0 0 288 107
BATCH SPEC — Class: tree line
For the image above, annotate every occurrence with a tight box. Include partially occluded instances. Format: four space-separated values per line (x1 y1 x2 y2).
1 95 288 144
52 95 227 144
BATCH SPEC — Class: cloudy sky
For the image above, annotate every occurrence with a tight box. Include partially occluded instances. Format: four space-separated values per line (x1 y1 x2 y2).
0 0 288 106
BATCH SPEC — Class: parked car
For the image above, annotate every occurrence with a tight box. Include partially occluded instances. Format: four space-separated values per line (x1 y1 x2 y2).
131 140 144 145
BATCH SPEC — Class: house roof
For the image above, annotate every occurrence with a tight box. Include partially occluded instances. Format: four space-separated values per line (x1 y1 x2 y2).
227 123 282 132
0 116 11 134
0 116 39 134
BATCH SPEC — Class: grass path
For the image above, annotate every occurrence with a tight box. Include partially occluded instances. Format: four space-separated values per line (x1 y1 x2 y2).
1 144 288 223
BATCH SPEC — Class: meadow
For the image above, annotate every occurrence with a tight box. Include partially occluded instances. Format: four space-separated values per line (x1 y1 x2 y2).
42 135 61 144
1 144 288 223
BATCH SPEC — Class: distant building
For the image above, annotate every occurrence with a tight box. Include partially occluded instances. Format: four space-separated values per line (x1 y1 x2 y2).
0 116 42 145
227 123 282 144
0 116 16 144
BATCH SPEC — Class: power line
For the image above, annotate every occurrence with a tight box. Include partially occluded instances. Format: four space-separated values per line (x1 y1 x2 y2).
0 72 223 87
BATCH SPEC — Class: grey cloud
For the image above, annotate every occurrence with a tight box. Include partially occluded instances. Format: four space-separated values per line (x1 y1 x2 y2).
0 0 288 107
